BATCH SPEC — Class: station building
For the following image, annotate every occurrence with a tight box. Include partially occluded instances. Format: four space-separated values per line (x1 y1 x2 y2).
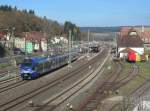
117 27 144 59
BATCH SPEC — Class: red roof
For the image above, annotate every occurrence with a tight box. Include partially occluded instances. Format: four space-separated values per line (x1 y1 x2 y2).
120 27 131 37
21 31 48 42
0 32 5 39
117 27 143 47
130 27 150 43
0 34 4 39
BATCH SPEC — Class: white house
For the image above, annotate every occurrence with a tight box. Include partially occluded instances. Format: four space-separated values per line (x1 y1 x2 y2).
51 37 68 44
14 37 25 50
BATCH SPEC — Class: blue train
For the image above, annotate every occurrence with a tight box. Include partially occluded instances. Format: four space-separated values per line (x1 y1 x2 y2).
20 52 78 80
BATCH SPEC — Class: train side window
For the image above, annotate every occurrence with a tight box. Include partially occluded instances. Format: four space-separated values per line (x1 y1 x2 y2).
45 62 47 69
45 61 51 69
59 57 61 63
36 64 40 71
56 59 57 67
37 63 42 72
33 65 38 71
57 58 59 66
52 59 55 67
48 61 51 68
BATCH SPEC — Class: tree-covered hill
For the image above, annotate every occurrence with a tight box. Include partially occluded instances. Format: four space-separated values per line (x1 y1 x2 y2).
0 5 63 35
0 5 81 38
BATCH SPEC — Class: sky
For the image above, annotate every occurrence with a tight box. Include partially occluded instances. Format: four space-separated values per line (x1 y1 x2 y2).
0 0 150 27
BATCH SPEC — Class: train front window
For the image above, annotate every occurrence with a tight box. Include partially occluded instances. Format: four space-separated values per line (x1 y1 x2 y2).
22 62 32 67
22 59 32 67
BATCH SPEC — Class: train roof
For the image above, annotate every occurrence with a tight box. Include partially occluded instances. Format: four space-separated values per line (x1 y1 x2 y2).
23 51 78 64
24 57 47 64
50 54 68 59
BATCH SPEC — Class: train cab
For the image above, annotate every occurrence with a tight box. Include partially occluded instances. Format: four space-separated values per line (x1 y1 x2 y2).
20 58 36 79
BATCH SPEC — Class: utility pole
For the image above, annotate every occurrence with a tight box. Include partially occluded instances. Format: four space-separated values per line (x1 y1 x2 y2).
25 32 27 56
8 27 17 81
87 29 90 58
72 34 73 51
43 31 47 56
93 33 94 42
46 33 49 54
9 27 16 68
68 30 72 69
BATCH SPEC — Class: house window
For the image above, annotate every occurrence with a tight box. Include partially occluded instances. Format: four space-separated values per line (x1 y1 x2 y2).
129 31 137 36
145 38 148 42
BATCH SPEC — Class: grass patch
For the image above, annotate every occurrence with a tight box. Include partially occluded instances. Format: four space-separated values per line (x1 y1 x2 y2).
109 61 150 111
119 75 144 95
0 63 11 69
117 62 132 81
119 61 150 95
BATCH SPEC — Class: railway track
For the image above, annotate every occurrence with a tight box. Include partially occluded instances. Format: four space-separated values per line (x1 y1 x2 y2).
0 53 97 95
19 48 110 111
0 75 20 84
0 51 98 89
0 48 108 111
79 62 123 111
103 64 140 111
111 64 139 91
0 68 19 83
0 69 24 94
128 78 150 110
130 79 150 96
0 80 27 93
